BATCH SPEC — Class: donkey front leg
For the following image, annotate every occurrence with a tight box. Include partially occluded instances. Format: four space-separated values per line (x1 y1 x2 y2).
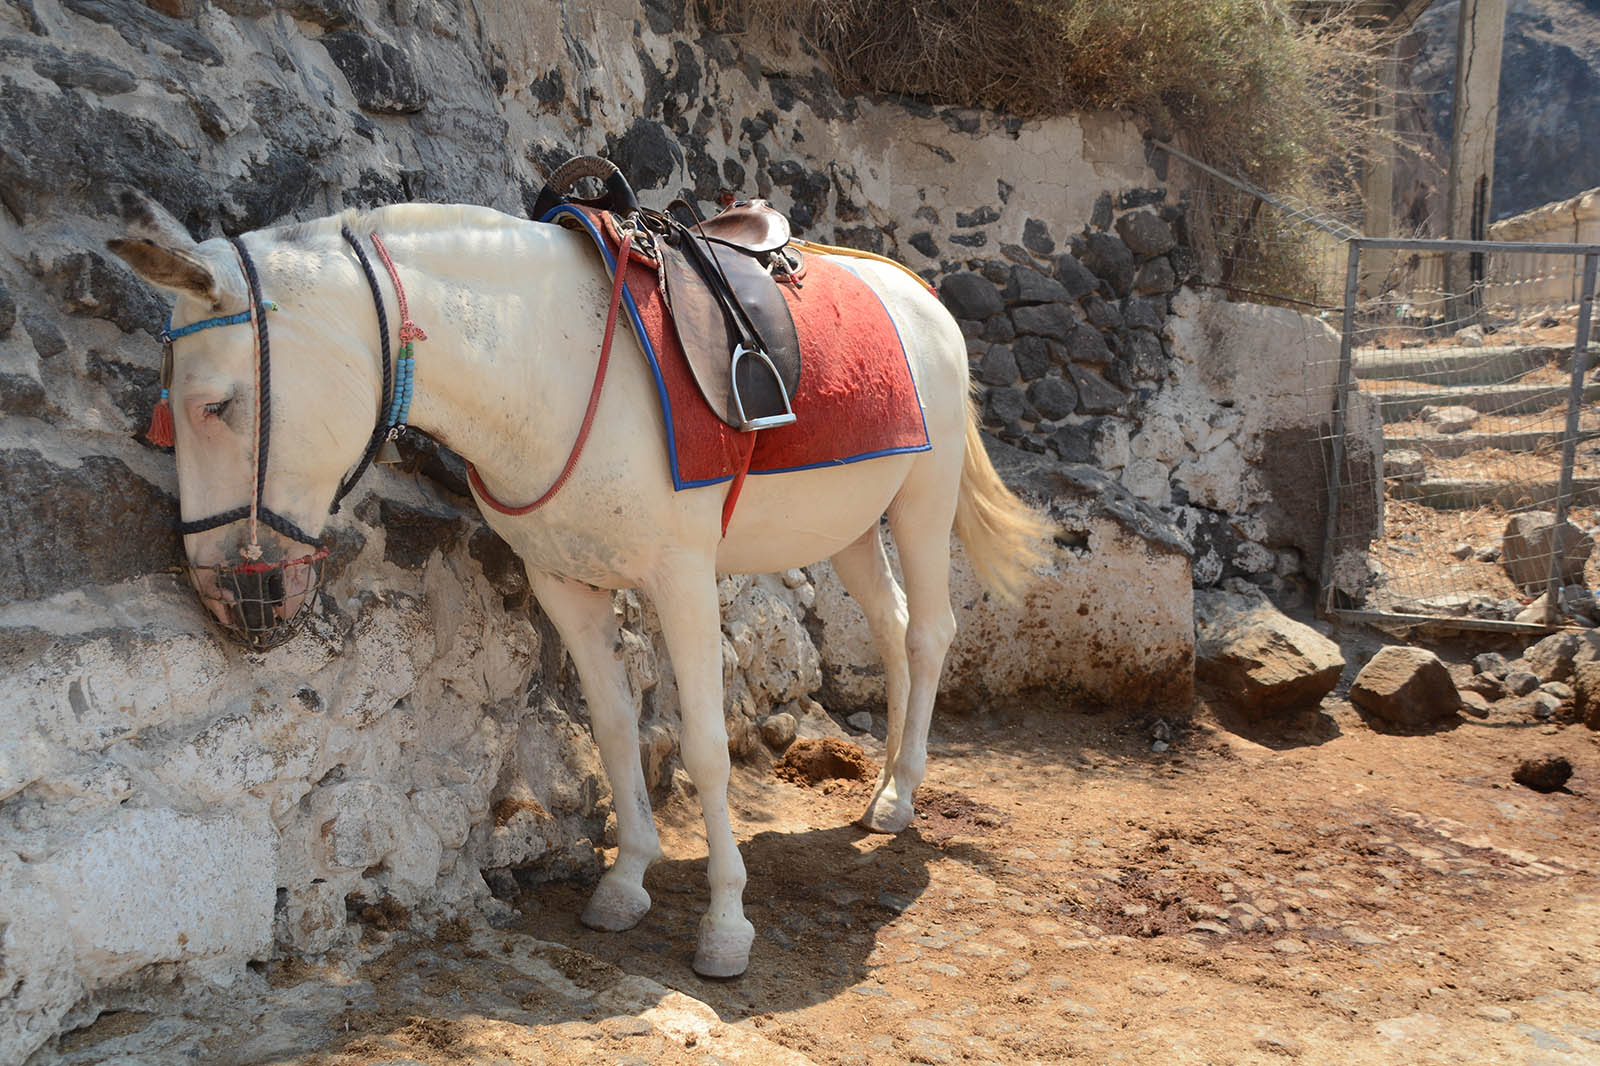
643 561 755 978
529 571 661 932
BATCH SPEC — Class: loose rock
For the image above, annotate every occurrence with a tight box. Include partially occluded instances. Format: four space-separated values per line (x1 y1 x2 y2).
1501 512 1594 596
1503 670 1541 697
1419 404 1480 434
1512 756 1573 793
760 712 797 751
1349 646 1462 727
1194 588 1344 717
1573 661 1600 729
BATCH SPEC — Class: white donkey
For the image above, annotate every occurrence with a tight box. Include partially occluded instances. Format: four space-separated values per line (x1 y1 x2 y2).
108 187 1049 977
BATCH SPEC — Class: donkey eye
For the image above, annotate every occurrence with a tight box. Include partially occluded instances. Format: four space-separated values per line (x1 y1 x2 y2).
203 398 232 419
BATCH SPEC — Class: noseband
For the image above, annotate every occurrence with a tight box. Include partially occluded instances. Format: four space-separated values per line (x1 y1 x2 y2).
163 228 414 649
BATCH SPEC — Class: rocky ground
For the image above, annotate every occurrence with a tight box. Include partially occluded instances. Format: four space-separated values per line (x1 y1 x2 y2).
32 641 1600 1066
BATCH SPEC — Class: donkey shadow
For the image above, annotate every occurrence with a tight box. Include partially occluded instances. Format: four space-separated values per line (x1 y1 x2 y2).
513 816 981 1019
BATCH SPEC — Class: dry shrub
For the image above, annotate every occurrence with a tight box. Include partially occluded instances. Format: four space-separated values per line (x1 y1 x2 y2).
713 0 1384 189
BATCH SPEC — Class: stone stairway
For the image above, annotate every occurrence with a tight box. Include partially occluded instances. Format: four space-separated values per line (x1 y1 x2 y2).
1354 342 1589 511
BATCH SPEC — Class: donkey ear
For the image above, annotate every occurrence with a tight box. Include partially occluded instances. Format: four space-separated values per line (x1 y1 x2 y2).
104 186 228 306
106 236 224 305
109 185 192 246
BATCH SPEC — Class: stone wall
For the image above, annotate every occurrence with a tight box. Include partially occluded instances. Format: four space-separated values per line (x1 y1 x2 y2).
1488 186 1600 310
0 0 1344 1058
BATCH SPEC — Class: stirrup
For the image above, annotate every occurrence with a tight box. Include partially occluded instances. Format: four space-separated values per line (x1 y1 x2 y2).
730 343 797 431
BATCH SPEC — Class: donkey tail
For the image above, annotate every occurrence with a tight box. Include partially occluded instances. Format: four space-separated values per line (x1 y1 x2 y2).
953 394 1056 604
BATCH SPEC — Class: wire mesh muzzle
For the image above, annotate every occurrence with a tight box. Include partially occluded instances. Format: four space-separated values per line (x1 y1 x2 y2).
185 547 329 651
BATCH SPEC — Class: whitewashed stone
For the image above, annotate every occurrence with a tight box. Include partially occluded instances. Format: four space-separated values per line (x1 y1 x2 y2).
1385 448 1426 484
1174 440 1251 513
813 519 1193 712
1233 541 1276 575
723 580 822 706
316 781 409 872
0 808 274 1062
1121 457 1171 505
1 628 230 802
1130 414 1186 465
413 787 473 850
273 878 350 955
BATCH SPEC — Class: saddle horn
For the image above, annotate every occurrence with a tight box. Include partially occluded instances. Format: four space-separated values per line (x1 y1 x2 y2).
532 155 641 219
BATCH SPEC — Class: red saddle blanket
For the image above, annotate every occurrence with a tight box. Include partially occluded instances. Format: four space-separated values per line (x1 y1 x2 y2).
548 206 931 495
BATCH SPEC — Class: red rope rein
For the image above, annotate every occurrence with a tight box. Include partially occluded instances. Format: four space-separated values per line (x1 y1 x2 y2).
468 232 633 516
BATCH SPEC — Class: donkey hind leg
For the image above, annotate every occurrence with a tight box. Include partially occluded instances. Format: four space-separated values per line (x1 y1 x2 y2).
529 572 661 932
830 526 914 832
862 467 960 834
643 559 756 978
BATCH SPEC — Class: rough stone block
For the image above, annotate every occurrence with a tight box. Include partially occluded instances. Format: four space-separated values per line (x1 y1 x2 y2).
1195 588 1344 717
1133 256 1176 295
978 345 1020 386
1350 646 1461 726
0 807 274 1036
1067 365 1126 414
1052 253 1099 300
1026 377 1076 421
1077 231 1134 296
1011 302 1076 342
1523 629 1600 683
0 450 182 605
1114 210 1177 256
320 31 427 114
938 271 1004 320
1022 218 1054 255
1062 321 1113 365
1009 266 1071 305
1501 511 1594 596
1011 335 1051 379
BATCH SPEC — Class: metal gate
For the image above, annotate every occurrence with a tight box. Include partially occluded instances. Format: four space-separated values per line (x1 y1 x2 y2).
1322 237 1600 631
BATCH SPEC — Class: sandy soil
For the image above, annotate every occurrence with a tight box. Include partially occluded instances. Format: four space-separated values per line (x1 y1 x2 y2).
46 676 1600 1066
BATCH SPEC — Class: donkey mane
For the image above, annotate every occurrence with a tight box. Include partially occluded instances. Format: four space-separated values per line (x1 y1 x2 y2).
268 203 529 246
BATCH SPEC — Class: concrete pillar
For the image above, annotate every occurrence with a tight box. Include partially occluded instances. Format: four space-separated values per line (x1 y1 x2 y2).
1444 0 1509 324
1360 37 1400 298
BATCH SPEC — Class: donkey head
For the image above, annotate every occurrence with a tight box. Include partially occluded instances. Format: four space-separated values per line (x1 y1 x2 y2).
107 189 382 648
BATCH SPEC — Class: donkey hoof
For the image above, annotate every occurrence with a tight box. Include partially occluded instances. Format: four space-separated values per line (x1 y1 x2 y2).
859 790 915 834
580 880 652 932
692 920 755 979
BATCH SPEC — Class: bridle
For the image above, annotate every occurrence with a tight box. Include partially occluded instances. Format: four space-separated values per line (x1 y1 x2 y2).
163 227 417 649
168 214 624 648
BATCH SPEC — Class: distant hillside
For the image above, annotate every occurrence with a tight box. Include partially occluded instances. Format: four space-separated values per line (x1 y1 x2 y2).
1409 0 1600 221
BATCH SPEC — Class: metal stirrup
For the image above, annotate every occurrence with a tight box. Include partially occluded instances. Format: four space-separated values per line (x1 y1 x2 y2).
729 343 797 431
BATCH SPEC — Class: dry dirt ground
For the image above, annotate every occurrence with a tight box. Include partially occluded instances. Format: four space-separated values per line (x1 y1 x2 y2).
45 680 1600 1066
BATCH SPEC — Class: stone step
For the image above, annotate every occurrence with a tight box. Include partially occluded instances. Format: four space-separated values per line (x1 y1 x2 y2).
1384 428 1600 458
1369 380 1600 422
1353 344 1569 386
1393 476 1600 511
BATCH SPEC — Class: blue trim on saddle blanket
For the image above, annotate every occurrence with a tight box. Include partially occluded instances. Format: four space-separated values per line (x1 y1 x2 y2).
747 258 931 478
540 204 931 490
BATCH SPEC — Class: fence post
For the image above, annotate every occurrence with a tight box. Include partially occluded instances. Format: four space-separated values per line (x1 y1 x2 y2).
1321 239 1364 615
1546 252 1600 618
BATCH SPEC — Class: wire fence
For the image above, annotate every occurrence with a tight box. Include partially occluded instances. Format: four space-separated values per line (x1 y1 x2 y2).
1325 239 1600 631
1155 143 1600 631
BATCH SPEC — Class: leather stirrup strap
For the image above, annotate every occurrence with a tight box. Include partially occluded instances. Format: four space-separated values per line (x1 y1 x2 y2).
469 232 633 515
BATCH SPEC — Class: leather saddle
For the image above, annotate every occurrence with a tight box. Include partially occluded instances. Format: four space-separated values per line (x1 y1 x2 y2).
534 156 801 431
